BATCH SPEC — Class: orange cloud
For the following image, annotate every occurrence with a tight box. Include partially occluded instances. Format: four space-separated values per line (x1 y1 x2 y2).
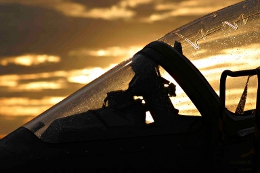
55 2 135 20
144 0 242 22
67 64 116 84
0 97 64 116
69 46 142 59
0 54 60 66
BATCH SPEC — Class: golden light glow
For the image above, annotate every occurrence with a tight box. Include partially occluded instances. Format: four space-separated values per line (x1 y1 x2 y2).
120 0 152 8
147 7 219 22
69 46 143 60
193 44 260 92
0 75 65 91
97 50 106 56
159 67 201 116
0 105 50 116
68 64 116 84
0 75 18 87
170 94 201 116
0 97 63 107
0 54 60 66
17 81 63 91
189 43 260 113
145 111 154 124
0 97 64 117
0 71 67 89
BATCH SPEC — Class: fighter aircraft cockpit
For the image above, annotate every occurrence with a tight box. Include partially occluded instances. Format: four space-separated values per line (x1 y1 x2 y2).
21 0 260 145
23 42 204 143
3 1 260 172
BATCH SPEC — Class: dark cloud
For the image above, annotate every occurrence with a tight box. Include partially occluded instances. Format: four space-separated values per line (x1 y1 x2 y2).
130 3 155 18
0 115 32 135
0 4 129 56
0 86 9 95
0 4 71 56
0 2 202 62
0 3 164 58
74 0 121 8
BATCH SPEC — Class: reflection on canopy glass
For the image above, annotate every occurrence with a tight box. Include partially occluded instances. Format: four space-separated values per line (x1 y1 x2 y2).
159 0 260 102
24 55 201 143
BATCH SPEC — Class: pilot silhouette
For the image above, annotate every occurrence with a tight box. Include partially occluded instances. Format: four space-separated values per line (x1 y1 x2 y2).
127 56 179 125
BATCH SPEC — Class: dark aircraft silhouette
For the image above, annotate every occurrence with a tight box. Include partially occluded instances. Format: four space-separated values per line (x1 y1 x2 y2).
1 0 260 172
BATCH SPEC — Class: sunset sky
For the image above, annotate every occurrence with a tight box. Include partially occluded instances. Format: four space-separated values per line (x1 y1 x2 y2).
0 0 243 138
